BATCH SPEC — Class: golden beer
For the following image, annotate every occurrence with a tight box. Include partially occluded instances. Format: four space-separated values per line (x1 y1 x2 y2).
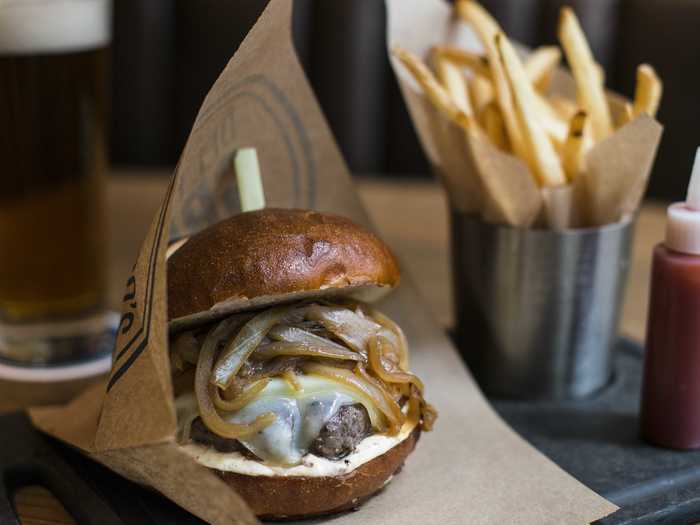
0 0 113 364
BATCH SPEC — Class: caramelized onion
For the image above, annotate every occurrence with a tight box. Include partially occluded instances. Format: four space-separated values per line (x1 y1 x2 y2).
196 320 275 438
403 386 422 432
178 300 435 439
282 369 302 391
306 304 381 354
302 361 402 434
241 356 307 384
420 400 438 431
213 378 271 412
364 307 410 370
212 306 292 389
268 325 358 356
368 336 424 393
354 364 405 435
254 341 361 362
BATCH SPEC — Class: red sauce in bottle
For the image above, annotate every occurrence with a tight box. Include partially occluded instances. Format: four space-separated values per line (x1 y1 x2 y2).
641 244 700 449
641 153 700 449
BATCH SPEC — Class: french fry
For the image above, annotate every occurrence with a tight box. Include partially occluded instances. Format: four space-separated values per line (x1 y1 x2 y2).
434 44 560 79
481 102 509 151
596 63 606 86
432 45 491 78
532 94 568 146
633 64 663 118
435 43 560 91
433 51 474 117
460 43 567 145
496 32 566 187
548 95 579 122
470 73 494 114
393 46 473 130
472 81 561 152
561 110 593 182
617 102 634 128
558 7 613 140
525 46 561 92
457 0 528 160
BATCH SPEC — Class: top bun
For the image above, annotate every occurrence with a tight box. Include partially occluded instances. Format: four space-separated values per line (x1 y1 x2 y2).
167 208 399 327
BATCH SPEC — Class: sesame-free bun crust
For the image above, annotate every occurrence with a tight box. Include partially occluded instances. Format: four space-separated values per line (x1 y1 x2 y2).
215 427 419 520
167 209 400 328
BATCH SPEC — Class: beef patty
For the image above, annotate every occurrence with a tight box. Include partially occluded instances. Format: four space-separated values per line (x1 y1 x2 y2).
309 404 372 459
190 403 371 461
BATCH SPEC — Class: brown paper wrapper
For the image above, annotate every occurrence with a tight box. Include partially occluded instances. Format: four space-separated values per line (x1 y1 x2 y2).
31 1 617 523
387 0 663 229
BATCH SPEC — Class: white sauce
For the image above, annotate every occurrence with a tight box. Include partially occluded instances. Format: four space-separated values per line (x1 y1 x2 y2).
181 425 414 478
0 0 111 54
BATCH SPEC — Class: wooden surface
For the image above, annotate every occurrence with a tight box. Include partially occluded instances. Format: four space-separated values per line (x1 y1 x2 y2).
4 172 666 524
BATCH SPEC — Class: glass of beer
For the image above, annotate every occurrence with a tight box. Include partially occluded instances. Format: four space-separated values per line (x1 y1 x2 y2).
0 0 116 366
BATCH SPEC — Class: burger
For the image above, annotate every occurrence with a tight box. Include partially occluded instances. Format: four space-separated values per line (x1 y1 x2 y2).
168 208 436 519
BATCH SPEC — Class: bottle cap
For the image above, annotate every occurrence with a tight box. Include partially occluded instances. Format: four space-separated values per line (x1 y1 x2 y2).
667 148 700 254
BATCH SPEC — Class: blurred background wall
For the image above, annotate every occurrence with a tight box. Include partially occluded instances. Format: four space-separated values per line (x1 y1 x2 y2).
110 0 698 201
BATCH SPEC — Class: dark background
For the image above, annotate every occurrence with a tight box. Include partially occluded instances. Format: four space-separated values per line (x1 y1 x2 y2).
110 0 699 201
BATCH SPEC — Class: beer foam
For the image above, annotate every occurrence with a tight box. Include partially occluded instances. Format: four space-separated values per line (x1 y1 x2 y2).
0 0 111 54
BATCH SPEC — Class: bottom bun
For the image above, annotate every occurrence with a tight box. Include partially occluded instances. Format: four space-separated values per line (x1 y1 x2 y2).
214 427 420 520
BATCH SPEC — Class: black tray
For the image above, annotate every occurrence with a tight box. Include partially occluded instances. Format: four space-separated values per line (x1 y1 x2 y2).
0 413 204 525
2 339 700 524
494 338 700 525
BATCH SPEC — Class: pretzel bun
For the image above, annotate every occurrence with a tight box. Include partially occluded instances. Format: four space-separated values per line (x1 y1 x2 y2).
167 208 400 328
214 427 420 520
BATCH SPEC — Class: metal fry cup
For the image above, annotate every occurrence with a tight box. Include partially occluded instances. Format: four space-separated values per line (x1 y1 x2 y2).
451 211 634 400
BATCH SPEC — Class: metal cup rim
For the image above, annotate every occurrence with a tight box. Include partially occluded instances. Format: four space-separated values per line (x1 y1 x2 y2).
451 212 636 239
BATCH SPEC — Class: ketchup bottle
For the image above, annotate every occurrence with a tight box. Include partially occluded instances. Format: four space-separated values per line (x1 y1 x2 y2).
641 148 700 449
